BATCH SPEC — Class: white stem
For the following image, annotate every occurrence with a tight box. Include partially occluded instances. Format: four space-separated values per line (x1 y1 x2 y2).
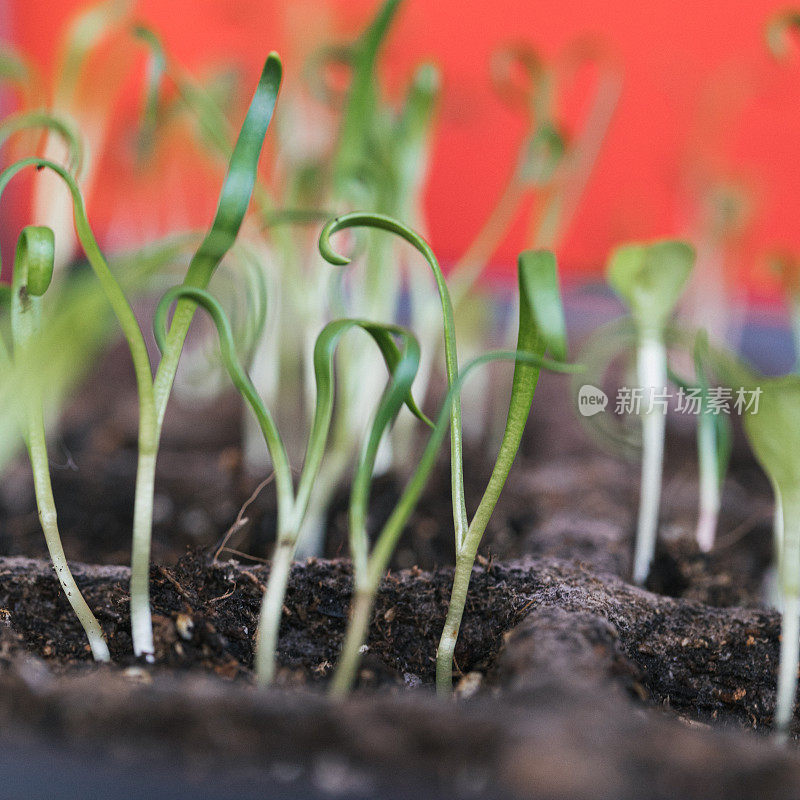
632 337 667 585
776 595 800 736
774 484 785 572
695 415 720 552
130 450 157 661
255 539 294 686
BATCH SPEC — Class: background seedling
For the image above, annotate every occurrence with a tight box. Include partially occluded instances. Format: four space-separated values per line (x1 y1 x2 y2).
669 331 733 552
707 355 800 738
607 239 694 584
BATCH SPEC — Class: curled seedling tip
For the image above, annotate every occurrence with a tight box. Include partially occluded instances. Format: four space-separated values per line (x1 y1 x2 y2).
490 42 546 114
318 218 354 266
767 11 800 60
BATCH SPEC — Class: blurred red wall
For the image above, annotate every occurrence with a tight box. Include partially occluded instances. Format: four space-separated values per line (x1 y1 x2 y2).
6 0 800 297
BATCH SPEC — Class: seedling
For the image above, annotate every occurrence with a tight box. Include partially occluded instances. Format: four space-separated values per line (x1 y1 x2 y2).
0 53 283 662
669 331 733 552
740 378 800 736
607 240 695 584
153 281 426 686
0 226 109 660
703 347 800 736
449 38 621 300
435 249 572 694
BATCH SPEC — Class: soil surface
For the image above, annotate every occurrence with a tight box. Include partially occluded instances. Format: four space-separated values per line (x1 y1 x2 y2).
0 553 796 800
0 356 794 798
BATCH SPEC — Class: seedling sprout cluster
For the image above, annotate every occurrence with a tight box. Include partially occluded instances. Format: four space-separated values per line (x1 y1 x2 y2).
4 0 800 768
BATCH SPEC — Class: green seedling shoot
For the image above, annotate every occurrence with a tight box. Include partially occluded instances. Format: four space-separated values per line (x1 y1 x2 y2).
449 37 620 303
0 227 110 660
153 282 427 686
724 368 800 737
436 249 571 694
607 240 694 584
306 213 575 695
129 53 282 660
0 52 282 662
669 331 733 552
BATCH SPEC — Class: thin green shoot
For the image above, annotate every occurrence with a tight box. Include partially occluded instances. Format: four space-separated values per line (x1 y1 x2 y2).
435 249 571 695
1 226 109 660
727 370 800 738
0 155 158 657
0 110 84 176
328 341 579 696
128 52 282 659
316 213 576 694
153 283 426 686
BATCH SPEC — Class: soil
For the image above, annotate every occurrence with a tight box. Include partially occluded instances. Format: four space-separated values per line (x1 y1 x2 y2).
0 355 795 799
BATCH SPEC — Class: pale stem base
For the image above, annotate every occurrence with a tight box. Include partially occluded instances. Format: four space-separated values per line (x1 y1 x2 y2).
130 450 157 661
254 539 294 686
775 595 800 737
632 338 667 585
27 416 110 662
695 414 720 553
436 553 473 695
329 587 375 698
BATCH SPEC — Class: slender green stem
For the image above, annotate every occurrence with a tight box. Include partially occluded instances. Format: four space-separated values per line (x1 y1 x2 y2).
435 552 473 693
0 110 84 175
154 286 294 529
436 255 548 694
9 226 110 661
318 212 468 548
25 406 111 661
152 54 282 428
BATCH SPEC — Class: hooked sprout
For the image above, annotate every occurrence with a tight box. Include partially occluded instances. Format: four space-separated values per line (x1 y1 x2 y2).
313 212 576 695
607 240 695 584
0 226 110 660
153 282 428 687
435 249 572 695
0 52 282 662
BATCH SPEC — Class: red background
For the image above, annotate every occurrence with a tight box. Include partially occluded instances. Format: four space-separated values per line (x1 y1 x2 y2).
5 0 800 298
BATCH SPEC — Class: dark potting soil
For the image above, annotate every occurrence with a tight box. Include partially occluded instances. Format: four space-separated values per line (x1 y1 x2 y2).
0 360 793 798
0 553 795 800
